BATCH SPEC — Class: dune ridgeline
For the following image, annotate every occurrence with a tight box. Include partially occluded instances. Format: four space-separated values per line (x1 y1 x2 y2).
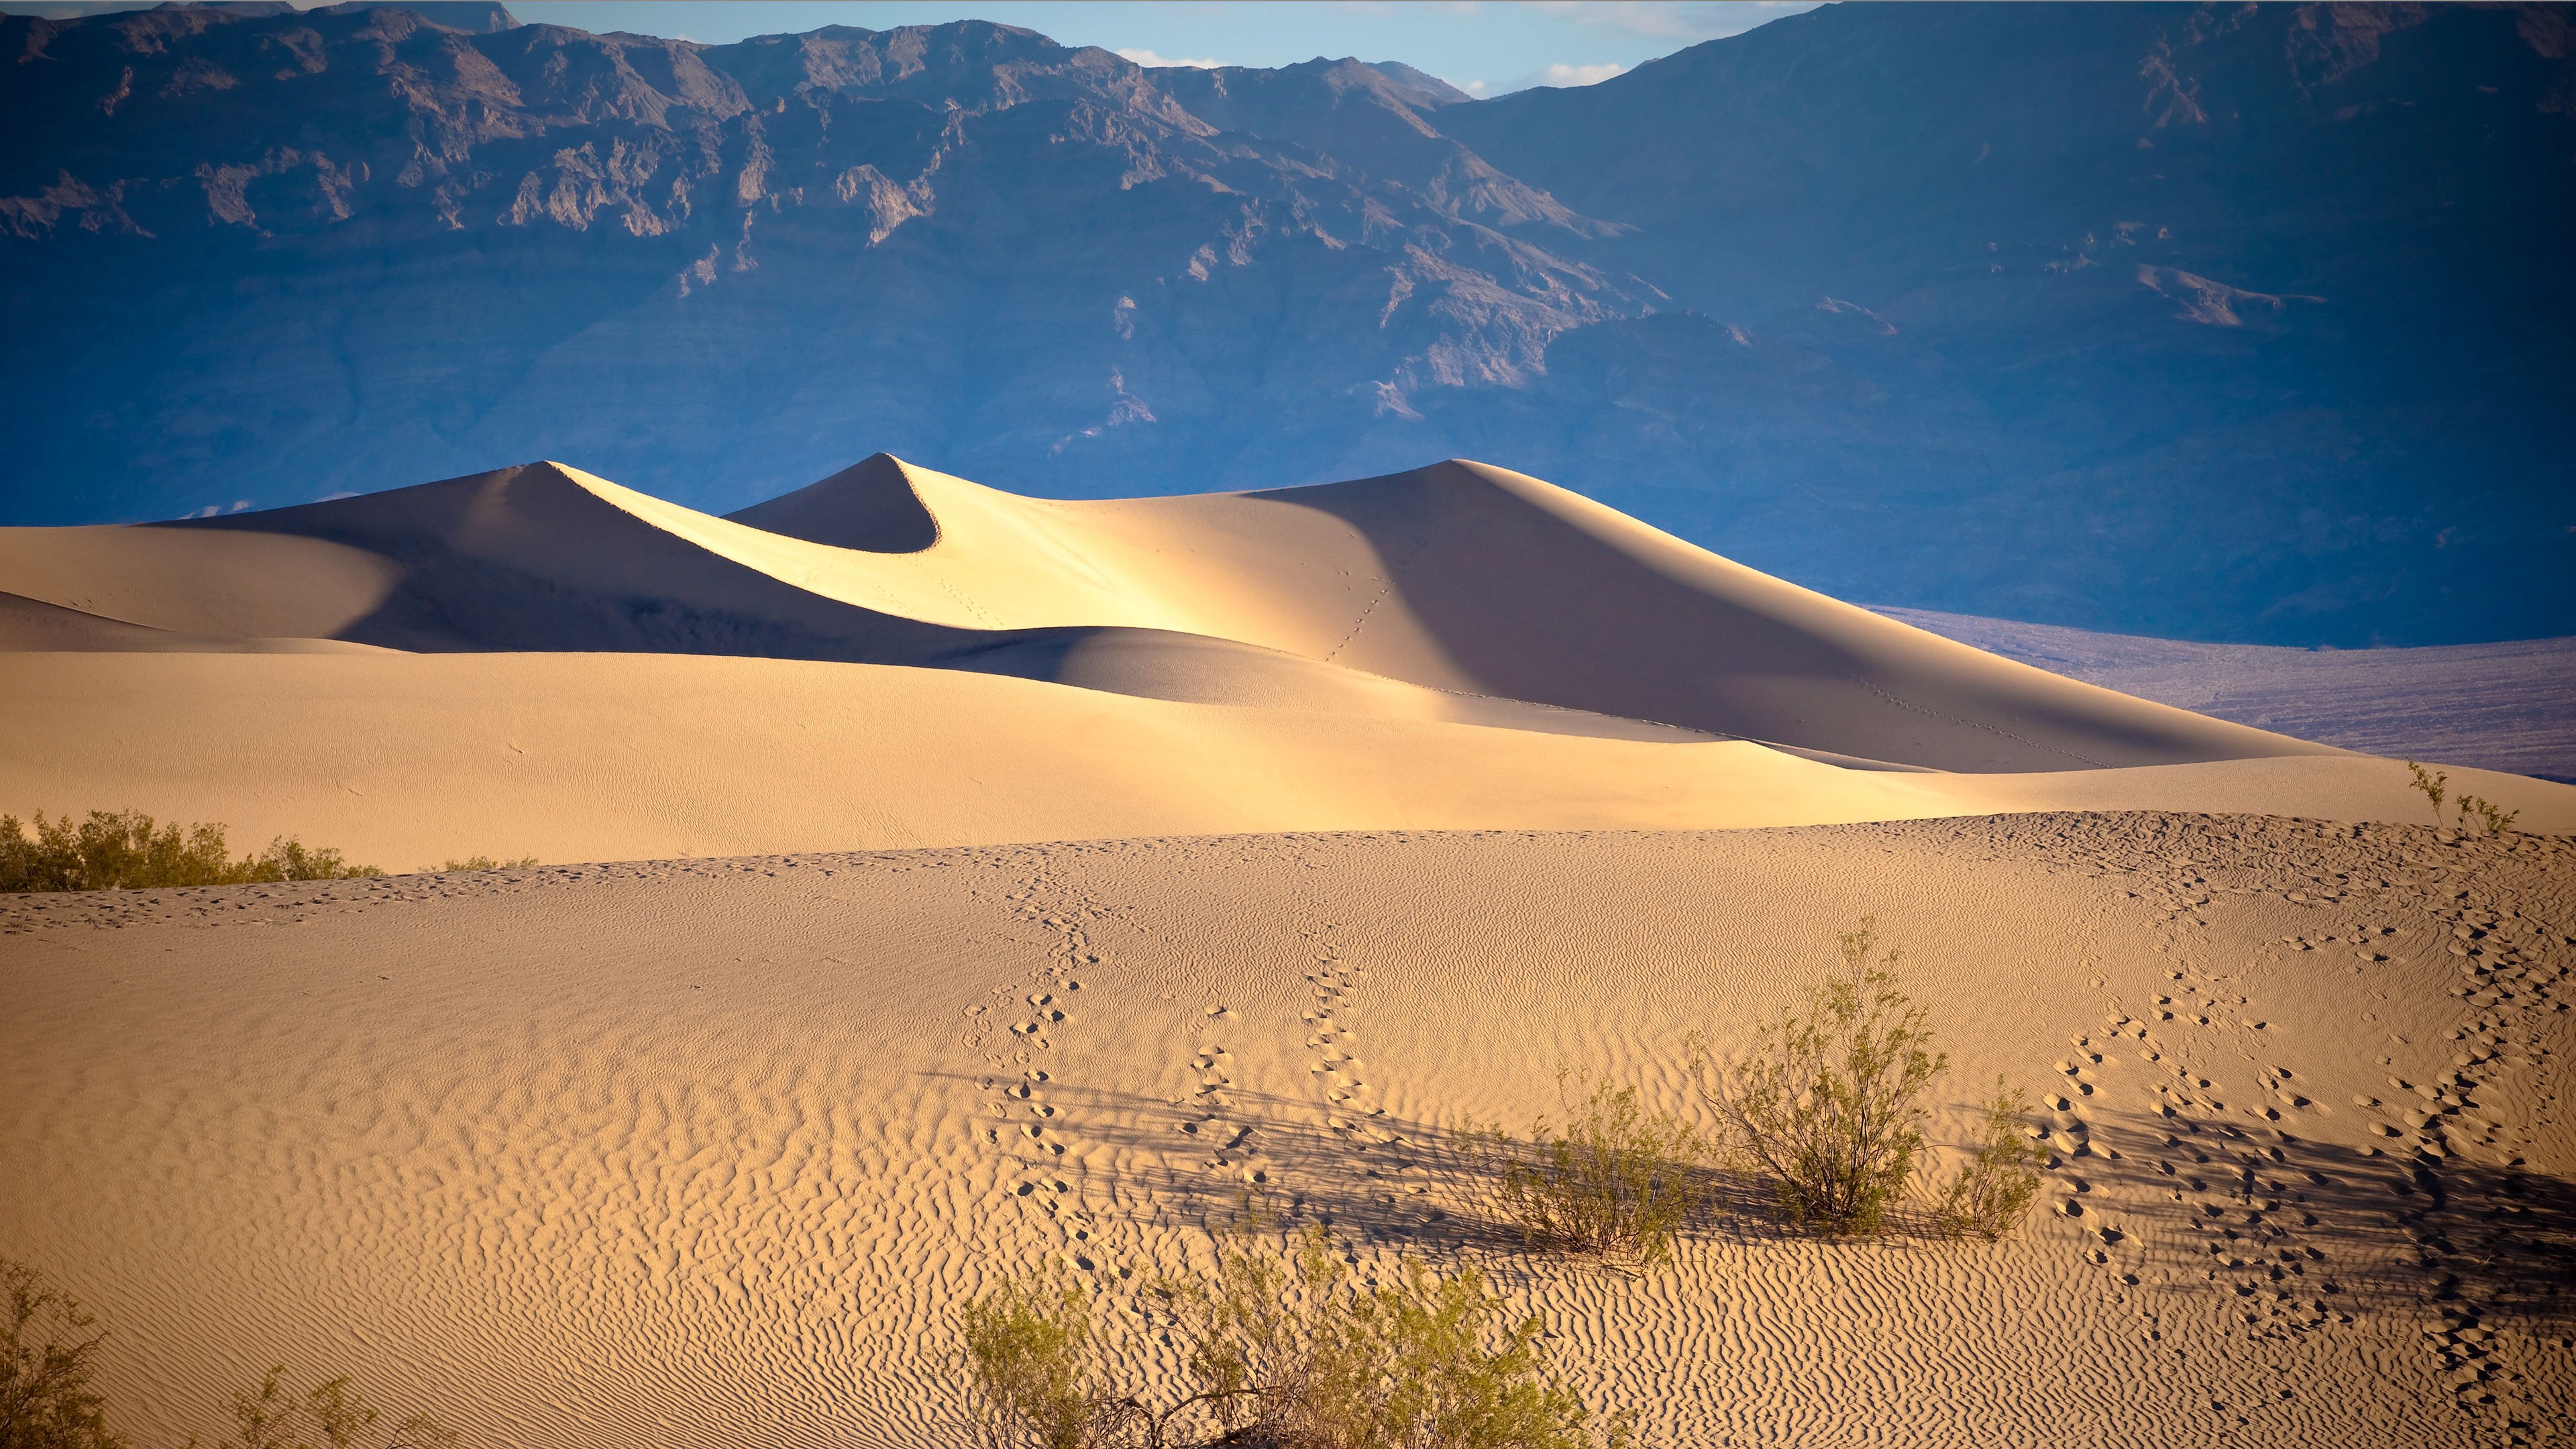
3 458 2571 1448
1 453 2563 865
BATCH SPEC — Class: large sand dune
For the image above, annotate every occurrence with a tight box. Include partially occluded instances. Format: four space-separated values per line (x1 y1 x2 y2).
3 819 2569 1446
5 454 2567 865
5 458 2571 1447
0 651 2568 869
2 455 2337 772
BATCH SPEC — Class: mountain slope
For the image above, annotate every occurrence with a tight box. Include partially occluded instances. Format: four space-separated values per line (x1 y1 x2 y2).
3 2 2569 645
1438 1 2576 644
0 5 1630 525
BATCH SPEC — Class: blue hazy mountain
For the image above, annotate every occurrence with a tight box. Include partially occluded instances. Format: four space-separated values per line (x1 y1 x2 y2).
3 1 2568 645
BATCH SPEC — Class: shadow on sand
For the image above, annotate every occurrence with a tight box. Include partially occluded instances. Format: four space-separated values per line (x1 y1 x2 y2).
961 1069 2575 1346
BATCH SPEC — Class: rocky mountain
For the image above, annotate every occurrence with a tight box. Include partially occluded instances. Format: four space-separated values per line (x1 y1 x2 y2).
3 0 2569 645
1440 1 2576 645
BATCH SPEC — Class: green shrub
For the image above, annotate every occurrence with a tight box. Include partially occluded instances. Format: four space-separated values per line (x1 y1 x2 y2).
0 810 382 893
965 1222 1629 1448
1165 1222 1625 1449
2405 761 2448 826
2 1257 451 1449
193 1368 455 1449
1454 1069 1707 1268
959 1267 1141 1449
1931 1082 2043 1241
2454 794 2519 837
1 1258 124 1449
1693 919 1949 1236
437 857 539 873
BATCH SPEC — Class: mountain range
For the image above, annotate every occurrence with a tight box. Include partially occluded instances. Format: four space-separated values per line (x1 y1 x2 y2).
3 0 2570 645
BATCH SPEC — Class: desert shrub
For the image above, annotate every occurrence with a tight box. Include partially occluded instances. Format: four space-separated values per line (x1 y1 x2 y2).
2408 762 2522 836
1164 1223 1625 1449
1693 919 1949 1236
1 1258 451 1449
195 1368 455 1449
964 1223 1628 1448
2454 794 2519 837
0 810 382 893
1931 1082 2043 1241
960 1267 1142 1449
2405 761 2448 826
437 857 539 873
1453 1069 1707 1267
1 1259 123 1449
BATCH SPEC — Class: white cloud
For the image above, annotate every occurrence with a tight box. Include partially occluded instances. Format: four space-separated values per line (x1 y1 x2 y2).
1457 79 1495 98
1529 1 1811 42
1116 48 1229 69
1485 60 1630 96
1530 62 1629 87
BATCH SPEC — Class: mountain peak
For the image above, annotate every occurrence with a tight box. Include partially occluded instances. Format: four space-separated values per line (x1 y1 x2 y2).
1366 60 1474 109
313 1 518 33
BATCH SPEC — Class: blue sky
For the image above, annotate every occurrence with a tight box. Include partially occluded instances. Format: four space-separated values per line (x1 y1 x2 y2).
12 1 1822 95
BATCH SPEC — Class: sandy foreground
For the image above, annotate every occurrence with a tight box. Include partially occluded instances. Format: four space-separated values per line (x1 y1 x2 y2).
2 818 2571 1447
3 456 2573 1446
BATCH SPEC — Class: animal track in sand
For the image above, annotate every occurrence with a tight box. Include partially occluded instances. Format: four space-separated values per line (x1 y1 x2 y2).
1283 921 1442 1234
1303 944 1393 1142
2374 879 2572 1431
1170 1037 1259 1183
976 855 1132 1266
2052 814 2576 1442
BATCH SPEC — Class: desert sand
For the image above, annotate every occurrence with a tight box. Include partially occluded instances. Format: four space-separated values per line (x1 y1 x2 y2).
3 458 2570 1446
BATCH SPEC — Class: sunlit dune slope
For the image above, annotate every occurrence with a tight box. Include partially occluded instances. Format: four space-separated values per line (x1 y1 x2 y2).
0 454 2336 771
1 651 2566 869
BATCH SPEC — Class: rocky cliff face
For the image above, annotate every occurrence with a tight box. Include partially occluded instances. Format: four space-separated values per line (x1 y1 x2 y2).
4 1 2569 645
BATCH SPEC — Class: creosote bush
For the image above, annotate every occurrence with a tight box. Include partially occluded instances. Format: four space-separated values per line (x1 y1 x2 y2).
1453 1069 1707 1268
2 1259 122 1449
959 1265 1132 1449
1693 918 1950 1237
437 857 541 873
2406 761 2520 836
191 1368 456 1449
1931 1081 2044 1241
0 1258 451 1449
0 810 382 894
2406 760 2449 826
961 1217 1629 1448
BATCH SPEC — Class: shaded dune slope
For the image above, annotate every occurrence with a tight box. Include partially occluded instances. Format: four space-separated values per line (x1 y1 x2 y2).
0 453 2339 771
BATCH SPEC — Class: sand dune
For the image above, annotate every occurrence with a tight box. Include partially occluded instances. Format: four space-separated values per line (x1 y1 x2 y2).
3 818 2568 1446
4 451 2563 865
1 651 2567 870
0 455 2337 772
0 589 393 655
5 456 2571 1447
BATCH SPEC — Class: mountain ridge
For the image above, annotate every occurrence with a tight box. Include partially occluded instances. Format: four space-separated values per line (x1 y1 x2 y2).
3 1 2569 646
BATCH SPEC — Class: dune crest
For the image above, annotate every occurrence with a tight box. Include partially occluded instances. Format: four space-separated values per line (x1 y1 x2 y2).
724 453 941 553
5 455 2573 1448
2 456 2345 774
4 453 2567 861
